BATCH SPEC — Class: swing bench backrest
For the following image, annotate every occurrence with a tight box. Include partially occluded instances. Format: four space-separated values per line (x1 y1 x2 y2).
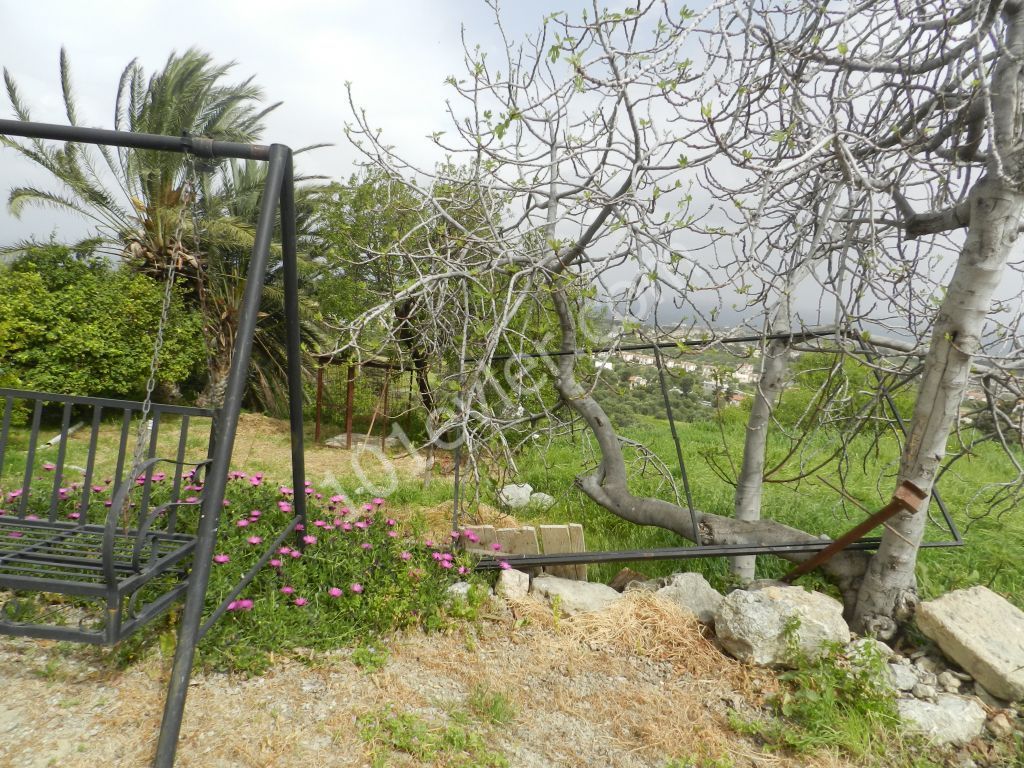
0 387 216 644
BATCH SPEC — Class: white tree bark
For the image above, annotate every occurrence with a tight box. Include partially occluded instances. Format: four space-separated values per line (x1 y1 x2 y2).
731 337 790 580
854 177 1024 635
853 2 1024 638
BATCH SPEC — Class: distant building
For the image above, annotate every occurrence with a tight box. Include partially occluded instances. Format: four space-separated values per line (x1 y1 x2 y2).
627 375 649 389
733 364 758 385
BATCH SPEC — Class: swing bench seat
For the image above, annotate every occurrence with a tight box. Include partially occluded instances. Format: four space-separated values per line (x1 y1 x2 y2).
0 387 215 644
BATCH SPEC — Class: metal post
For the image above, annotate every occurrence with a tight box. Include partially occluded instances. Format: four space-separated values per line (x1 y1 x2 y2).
154 145 289 768
345 364 355 450
280 155 308 536
652 344 700 545
315 365 324 444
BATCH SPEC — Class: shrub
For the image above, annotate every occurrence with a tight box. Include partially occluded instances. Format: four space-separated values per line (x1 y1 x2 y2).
0 244 204 399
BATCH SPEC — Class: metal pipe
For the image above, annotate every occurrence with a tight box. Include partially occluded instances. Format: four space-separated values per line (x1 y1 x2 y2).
155 144 289 768
652 343 700 544
0 119 270 160
280 154 308 537
473 327 840 363
472 535 961 570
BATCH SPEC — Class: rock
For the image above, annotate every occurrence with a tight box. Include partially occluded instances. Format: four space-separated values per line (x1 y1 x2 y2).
912 683 938 701
847 637 894 660
888 663 919 692
916 586 1024 702
498 483 534 510
898 694 987 746
623 579 660 594
656 572 723 624
973 682 1012 710
938 671 962 693
713 586 850 667
496 568 530 600
915 655 945 676
446 582 473 600
530 575 621 615
527 492 555 511
987 712 1015 739
607 567 648 593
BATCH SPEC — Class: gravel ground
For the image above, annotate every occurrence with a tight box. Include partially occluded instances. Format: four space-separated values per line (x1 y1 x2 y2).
0 598 846 768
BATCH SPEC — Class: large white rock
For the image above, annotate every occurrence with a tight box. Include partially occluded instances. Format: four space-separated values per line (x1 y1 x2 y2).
916 586 1024 702
528 491 556 511
714 586 850 667
530 574 620 615
498 483 534 510
897 694 987 746
496 568 530 600
656 572 724 624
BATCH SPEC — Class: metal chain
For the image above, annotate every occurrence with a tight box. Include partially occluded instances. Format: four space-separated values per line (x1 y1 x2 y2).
122 156 198 509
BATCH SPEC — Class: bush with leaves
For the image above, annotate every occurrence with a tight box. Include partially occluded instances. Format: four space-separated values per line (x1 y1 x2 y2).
0 244 204 399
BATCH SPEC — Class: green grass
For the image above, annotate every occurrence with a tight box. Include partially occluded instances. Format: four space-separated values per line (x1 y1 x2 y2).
500 412 1024 607
358 705 509 768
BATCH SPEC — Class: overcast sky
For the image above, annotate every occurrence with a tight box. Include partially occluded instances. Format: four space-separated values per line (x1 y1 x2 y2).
0 0 596 242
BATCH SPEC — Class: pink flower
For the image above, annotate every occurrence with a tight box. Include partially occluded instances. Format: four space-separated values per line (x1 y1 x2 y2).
213 554 230 564
278 501 293 513
386 518 396 526
313 520 327 528
304 487 314 496
350 583 364 594
222 500 231 507
278 546 291 555
465 531 479 544
153 472 167 482
247 535 263 545
330 494 345 504
491 542 502 552
498 560 511 570
295 523 304 531
236 518 250 528
400 551 412 561
8 531 23 538
91 485 104 493
361 542 373 550
302 535 317 546
373 497 385 506
341 523 352 532
269 558 282 568
290 550 301 559
67 512 81 520
249 510 262 519
42 462 56 471
328 587 343 598
387 530 398 538
249 473 263 486
293 597 308 607
280 586 295 595
227 598 254 612
355 520 369 530
440 561 453 569
279 486 293 496
185 496 199 504
458 566 468 575
362 503 374 512
338 507 350 516
450 531 461 540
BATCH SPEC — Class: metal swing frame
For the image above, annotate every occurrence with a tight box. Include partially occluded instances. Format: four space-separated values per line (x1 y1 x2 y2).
0 119 307 768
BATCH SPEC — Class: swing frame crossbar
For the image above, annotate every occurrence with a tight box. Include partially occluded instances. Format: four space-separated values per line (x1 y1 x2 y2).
0 119 308 768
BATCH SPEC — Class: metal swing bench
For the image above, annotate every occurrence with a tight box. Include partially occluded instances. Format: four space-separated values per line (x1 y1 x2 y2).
0 119 308 768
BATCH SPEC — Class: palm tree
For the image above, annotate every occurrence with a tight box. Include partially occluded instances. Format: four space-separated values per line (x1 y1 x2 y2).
1 47 317 405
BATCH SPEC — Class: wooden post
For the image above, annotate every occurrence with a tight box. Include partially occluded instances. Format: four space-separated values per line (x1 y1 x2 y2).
381 371 391 451
345 364 355 450
314 364 324 444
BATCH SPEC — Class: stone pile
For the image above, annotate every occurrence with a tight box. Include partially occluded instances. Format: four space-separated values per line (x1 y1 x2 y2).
477 567 1022 750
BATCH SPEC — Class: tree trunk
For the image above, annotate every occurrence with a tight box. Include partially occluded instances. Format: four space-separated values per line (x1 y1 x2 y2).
731 338 790 581
853 177 1024 637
